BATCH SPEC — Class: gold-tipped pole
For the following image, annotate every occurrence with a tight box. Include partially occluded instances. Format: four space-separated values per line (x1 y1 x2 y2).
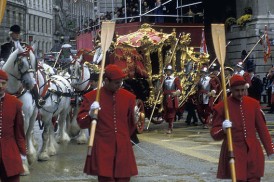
87 21 116 156
211 24 236 182
242 34 265 63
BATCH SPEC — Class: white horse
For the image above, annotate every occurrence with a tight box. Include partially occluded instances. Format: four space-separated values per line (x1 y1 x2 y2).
36 67 72 161
68 56 98 144
2 47 38 175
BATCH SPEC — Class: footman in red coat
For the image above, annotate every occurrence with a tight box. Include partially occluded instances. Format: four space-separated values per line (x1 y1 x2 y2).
77 64 138 182
0 70 26 182
211 74 274 181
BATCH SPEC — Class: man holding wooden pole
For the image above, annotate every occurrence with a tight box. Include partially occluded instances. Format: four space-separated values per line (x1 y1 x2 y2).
77 64 138 181
210 74 274 181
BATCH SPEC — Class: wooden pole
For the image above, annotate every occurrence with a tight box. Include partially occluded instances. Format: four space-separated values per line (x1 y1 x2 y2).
242 34 265 63
0 0 7 25
211 24 236 182
87 21 115 156
53 49 63 68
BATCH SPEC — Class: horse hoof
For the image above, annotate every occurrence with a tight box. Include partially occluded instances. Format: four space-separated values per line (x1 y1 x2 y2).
76 138 88 144
48 149 57 156
38 153 50 161
56 134 71 144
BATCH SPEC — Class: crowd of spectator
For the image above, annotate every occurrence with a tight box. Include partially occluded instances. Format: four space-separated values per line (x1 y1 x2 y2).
78 0 179 34
77 0 205 35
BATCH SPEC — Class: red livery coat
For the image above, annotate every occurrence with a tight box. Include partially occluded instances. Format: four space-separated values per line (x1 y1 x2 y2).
77 87 138 178
0 93 26 177
211 96 274 180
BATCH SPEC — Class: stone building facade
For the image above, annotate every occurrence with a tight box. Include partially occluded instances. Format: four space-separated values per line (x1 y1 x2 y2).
226 0 274 76
0 0 27 43
0 0 53 57
26 0 54 57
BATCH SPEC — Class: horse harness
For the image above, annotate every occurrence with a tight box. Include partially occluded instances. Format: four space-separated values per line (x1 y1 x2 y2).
39 76 72 114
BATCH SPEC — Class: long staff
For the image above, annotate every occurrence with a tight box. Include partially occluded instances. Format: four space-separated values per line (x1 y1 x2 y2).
87 21 115 156
0 0 7 25
146 33 182 130
211 24 236 182
242 34 265 63
53 49 63 68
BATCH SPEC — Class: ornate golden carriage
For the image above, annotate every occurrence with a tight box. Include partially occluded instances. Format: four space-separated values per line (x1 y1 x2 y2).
112 24 210 133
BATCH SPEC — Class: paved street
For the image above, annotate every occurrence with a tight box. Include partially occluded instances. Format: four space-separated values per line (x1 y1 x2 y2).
21 110 274 182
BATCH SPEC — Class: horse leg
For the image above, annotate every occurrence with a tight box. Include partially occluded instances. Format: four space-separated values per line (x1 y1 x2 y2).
21 109 37 176
68 105 81 137
48 123 59 156
69 104 87 144
75 129 88 144
38 119 50 161
26 108 38 165
56 110 71 144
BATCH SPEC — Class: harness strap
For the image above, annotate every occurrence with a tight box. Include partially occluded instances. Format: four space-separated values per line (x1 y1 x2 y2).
10 86 27 98
41 80 51 98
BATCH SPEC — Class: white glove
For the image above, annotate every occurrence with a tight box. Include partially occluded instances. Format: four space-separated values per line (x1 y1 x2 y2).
222 120 232 133
90 101 100 110
172 90 181 97
21 154 27 161
210 90 216 97
89 101 101 117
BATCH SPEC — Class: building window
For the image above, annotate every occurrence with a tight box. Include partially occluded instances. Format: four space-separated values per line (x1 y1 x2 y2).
18 13 22 27
13 11 16 25
33 16 36 32
29 15 31 31
6 10 10 27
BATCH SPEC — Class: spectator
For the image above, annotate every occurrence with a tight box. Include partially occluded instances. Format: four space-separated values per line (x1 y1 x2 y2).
154 0 164 23
142 1 151 23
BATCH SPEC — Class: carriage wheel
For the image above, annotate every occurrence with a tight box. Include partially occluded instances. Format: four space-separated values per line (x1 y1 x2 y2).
135 99 145 134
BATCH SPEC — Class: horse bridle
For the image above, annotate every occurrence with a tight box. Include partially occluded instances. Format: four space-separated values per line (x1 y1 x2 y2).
17 54 36 77
70 60 90 86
